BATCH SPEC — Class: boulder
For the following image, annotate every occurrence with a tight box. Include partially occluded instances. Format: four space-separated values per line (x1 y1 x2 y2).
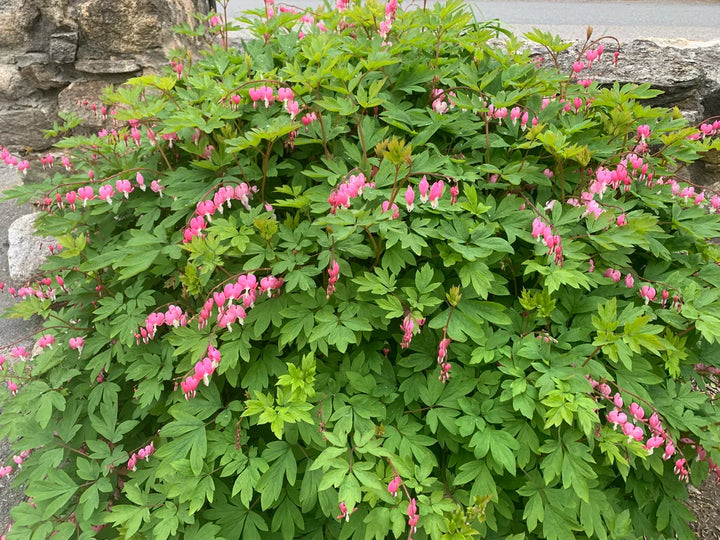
0 107 58 152
57 80 116 130
7 213 56 281
590 40 707 110
0 164 21 193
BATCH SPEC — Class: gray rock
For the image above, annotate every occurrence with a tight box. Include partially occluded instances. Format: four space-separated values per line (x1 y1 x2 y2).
557 39 720 118
57 80 114 129
590 40 705 109
0 165 21 193
0 0 211 152
18 62 69 90
49 32 78 64
74 58 141 74
72 0 210 58
0 107 58 152
0 64 25 101
228 29 256 50
7 213 56 282
681 110 703 125
0 0 39 51
14 53 50 69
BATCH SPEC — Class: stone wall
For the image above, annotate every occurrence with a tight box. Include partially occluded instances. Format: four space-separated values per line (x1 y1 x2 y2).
0 0 213 152
587 39 720 124
574 39 720 184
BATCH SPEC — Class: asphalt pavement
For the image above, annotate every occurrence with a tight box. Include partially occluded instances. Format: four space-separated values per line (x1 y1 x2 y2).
224 0 720 43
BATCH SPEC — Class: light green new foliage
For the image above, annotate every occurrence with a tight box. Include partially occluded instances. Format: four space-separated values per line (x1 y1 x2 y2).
3 1 720 539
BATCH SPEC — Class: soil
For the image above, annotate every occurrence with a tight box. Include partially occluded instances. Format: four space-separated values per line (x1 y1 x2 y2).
689 480 720 539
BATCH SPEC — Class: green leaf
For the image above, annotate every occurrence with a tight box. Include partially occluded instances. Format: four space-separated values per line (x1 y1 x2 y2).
105 504 151 537
25 469 78 520
523 490 545 531
158 412 207 475
489 430 519 474
233 456 268 507
545 267 592 294
459 261 494 298
364 507 391 540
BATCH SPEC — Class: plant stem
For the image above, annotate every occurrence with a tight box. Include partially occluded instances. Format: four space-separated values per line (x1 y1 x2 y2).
581 345 601 367
261 139 276 204
353 113 368 167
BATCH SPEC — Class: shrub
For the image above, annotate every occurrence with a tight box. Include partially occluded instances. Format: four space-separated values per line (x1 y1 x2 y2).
2 1 720 538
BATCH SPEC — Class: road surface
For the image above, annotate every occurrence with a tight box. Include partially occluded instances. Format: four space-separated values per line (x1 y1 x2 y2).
223 0 720 43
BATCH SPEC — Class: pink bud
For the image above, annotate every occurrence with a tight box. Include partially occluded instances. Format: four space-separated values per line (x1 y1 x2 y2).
65 191 77 209
645 436 664 454
663 441 675 460
603 268 621 283
68 336 85 355
151 181 164 197
387 475 400 497
98 184 115 203
637 124 651 139
639 285 656 304
649 413 662 432
277 87 294 102
418 176 429 203
285 99 300 119
629 402 645 421
405 185 415 211
428 181 444 209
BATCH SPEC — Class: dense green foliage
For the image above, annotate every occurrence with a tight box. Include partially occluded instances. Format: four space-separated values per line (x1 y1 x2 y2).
3 1 720 538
